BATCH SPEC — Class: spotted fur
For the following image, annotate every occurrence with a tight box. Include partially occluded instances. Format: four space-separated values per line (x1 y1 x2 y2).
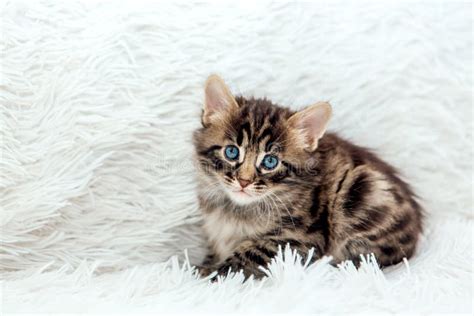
193 75 423 280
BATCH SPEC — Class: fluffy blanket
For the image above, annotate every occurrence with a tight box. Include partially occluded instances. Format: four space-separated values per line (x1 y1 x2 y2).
1 1 472 313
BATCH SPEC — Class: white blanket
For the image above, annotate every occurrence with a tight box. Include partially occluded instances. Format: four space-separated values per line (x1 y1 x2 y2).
1 1 472 313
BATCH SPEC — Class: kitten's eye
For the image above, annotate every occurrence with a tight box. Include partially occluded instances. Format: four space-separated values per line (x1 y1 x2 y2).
224 145 239 161
262 154 279 170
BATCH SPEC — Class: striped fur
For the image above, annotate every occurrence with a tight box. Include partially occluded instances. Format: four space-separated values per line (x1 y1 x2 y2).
193 77 423 280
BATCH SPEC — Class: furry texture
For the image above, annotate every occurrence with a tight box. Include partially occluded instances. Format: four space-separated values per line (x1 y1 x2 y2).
1 0 472 313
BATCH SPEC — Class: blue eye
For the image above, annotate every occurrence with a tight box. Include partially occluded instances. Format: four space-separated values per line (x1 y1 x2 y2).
224 145 239 160
262 155 279 170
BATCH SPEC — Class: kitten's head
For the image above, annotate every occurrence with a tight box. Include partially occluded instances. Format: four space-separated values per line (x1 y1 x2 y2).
193 75 332 205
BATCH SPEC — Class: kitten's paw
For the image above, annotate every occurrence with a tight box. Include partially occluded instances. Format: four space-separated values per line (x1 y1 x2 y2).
195 265 215 278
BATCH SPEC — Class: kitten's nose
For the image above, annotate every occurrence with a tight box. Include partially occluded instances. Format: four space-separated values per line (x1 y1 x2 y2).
238 178 251 188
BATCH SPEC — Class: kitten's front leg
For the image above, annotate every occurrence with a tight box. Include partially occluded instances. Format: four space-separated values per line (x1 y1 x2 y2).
208 239 314 280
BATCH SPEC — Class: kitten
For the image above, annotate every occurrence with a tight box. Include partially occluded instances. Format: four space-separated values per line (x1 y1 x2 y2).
193 75 423 280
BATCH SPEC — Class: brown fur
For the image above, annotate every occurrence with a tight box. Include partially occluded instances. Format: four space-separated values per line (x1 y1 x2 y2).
193 77 423 280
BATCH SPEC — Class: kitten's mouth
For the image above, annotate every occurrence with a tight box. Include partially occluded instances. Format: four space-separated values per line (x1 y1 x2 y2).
226 187 260 205
235 190 250 196
234 190 252 198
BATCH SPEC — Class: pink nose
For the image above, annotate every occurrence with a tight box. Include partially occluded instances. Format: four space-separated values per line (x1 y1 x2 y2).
238 179 251 188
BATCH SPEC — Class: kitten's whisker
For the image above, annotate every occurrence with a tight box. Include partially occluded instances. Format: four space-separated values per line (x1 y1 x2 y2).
266 197 276 228
200 181 224 202
256 198 266 225
264 192 283 235
262 196 273 229
268 191 293 232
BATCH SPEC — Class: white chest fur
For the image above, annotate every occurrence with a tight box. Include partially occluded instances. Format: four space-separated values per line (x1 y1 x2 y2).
203 208 266 263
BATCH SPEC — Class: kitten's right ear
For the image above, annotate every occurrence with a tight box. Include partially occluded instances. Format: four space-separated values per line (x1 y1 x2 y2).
202 74 238 127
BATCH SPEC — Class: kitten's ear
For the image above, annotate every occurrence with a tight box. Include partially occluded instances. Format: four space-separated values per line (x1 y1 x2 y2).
202 74 238 127
288 102 332 151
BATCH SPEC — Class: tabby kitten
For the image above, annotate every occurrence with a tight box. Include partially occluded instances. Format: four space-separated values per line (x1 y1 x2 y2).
193 75 422 280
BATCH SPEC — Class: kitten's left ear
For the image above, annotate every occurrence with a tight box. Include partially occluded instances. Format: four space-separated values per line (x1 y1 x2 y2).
288 102 332 152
